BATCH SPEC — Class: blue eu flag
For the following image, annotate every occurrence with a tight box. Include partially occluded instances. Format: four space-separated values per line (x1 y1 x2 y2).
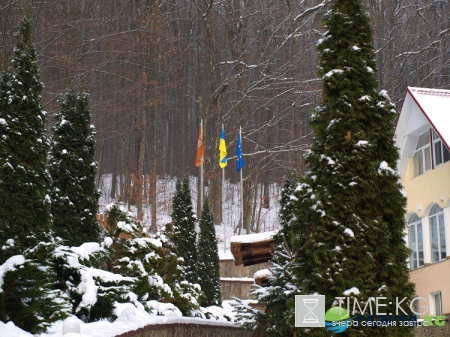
236 133 244 171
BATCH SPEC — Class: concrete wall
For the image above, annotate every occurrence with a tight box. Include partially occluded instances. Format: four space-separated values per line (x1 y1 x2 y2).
409 259 450 316
403 158 450 316
403 158 450 217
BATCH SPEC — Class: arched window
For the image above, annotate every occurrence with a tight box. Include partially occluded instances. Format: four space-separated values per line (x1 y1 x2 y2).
430 205 446 263
408 214 424 269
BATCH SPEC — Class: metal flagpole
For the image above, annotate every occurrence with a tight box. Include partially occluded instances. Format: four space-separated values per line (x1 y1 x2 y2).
239 126 244 235
222 124 226 253
200 119 204 216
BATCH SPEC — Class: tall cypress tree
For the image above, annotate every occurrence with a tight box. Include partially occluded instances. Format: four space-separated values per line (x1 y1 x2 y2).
197 201 221 307
168 177 198 284
0 12 51 263
49 89 100 246
290 1 414 336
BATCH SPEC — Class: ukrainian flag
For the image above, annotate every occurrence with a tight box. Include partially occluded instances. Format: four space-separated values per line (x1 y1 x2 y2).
219 127 227 168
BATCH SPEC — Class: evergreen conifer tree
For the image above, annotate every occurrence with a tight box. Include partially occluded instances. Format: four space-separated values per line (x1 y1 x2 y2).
0 12 51 263
0 240 72 334
236 171 300 336
49 89 100 246
290 1 414 335
197 201 222 307
168 177 198 284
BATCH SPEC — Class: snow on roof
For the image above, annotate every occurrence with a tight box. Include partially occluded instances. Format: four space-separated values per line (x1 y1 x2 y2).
395 87 450 178
230 231 276 244
407 87 450 146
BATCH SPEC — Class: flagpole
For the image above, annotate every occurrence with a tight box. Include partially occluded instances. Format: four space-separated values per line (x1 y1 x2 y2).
222 124 226 253
239 126 244 235
200 119 204 217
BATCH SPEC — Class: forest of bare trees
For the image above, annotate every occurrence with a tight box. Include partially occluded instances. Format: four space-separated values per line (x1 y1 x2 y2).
1 0 449 232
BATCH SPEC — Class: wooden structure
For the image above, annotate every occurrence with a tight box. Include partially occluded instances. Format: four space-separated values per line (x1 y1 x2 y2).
254 269 271 287
230 232 276 267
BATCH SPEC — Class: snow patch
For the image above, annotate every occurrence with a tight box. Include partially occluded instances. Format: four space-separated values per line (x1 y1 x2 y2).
230 231 275 244
343 287 360 296
323 69 344 78
0 255 26 292
254 269 271 279
344 228 354 237
355 140 369 147
378 161 396 175
359 95 371 101
147 300 182 316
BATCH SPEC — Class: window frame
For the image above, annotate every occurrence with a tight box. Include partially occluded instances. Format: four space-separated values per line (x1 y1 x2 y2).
430 204 446 263
408 214 424 270
432 129 450 167
430 291 443 316
414 129 450 177
414 130 432 177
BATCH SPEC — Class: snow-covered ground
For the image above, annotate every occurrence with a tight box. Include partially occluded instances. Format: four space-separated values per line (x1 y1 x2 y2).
1 175 282 337
0 301 239 337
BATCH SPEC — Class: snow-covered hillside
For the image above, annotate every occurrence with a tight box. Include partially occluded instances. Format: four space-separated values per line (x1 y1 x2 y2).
98 174 282 257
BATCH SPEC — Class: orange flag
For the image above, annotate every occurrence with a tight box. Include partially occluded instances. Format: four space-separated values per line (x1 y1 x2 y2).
195 124 204 167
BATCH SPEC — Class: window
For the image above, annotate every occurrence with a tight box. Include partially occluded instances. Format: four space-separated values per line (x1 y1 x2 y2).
432 130 450 167
408 214 424 269
414 129 450 177
414 131 431 177
430 205 446 263
431 292 443 316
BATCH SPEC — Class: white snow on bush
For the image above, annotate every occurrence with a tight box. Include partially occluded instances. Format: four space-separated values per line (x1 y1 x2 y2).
77 267 133 309
343 287 360 296
359 95 371 101
344 228 354 237
355 140 369 146
71 242 102 260
103 237 113 248
323 69 344 78
133 237 162 248
147 300 182 316
378 161 396 175
0 255 26 292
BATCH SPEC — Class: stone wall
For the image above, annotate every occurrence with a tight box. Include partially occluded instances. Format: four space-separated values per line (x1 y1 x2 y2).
219 259 270 278
219 259 270 300
414 322 450 337
221 278 255 300
114 323 254 337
